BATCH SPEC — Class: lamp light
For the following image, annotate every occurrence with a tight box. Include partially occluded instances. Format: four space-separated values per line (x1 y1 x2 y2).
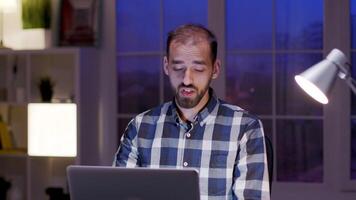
0 0 17 47
294 48 356 104
28 103 77 157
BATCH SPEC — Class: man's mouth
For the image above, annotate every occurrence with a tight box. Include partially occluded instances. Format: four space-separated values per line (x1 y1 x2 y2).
180 87 195 97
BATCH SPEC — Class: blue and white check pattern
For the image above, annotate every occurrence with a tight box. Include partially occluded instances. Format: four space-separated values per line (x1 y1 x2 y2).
113 90 270 200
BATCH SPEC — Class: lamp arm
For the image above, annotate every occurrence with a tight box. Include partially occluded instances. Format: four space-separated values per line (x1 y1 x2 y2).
344 76 356 95
336 63 356 95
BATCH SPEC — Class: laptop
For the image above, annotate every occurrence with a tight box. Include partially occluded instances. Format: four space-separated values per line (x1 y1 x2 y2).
67 165 200 200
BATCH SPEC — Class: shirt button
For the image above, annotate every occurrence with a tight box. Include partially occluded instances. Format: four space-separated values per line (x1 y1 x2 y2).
183 162 188 167
186 133 191 138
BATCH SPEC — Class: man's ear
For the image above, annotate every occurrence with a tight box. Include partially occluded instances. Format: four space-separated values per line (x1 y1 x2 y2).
212 59 221 79
163 56 169 76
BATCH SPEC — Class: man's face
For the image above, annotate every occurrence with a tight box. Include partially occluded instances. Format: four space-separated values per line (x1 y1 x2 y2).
164 40 220 109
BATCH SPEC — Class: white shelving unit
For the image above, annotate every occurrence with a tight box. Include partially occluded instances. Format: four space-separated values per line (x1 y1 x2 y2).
0 48 99 200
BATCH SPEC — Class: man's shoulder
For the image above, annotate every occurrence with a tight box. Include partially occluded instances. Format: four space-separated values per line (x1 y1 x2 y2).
217 101 263 137
218 100 261 123
218 100 244 112
133 101 172 122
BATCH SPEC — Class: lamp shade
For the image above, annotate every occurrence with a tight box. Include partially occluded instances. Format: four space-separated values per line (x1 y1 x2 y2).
294 49 349 104
28 103 77 157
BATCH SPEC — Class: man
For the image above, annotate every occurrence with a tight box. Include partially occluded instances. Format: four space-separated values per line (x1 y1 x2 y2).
114 24 270 199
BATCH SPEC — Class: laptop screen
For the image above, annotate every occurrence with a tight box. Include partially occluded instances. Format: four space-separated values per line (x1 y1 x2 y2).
67 165 200 200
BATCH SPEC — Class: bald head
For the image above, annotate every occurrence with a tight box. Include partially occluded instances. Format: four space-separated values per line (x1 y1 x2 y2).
166 24 218 63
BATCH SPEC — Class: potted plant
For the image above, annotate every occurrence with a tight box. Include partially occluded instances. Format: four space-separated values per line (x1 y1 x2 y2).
38 76 55 102
0 177 11 200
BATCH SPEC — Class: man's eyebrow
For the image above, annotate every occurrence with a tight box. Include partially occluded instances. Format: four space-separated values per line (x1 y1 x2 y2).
171 59 184 64
193 60 207 65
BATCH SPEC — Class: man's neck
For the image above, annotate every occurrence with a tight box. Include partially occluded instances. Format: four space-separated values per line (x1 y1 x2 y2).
176 90 210 122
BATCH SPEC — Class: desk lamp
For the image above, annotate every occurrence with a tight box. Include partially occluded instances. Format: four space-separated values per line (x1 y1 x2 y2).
295 48 356 104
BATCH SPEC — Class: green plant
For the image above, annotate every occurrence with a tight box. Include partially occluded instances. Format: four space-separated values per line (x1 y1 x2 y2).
22 0 51 29
38 76 55 102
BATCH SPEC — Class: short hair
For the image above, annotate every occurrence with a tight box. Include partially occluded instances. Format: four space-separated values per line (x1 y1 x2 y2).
166 24 218 63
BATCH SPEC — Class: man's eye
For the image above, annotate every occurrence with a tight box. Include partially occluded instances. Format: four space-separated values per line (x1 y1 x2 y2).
173 66 184 71
194 67 205 72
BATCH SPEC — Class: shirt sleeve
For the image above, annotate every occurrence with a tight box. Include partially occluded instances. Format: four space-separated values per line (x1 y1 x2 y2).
112 118 140 167
232 119 270 200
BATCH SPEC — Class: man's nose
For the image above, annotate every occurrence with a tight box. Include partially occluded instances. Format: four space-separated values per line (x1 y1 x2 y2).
182 68 193 85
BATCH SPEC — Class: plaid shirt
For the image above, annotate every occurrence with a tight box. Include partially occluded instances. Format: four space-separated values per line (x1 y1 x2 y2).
114 90 270 200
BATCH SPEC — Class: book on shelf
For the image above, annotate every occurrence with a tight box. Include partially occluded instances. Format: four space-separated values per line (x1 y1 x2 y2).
0 121 13 150
0 148 27 155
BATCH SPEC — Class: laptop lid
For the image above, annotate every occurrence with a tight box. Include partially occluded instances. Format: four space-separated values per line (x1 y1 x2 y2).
67 165 200 200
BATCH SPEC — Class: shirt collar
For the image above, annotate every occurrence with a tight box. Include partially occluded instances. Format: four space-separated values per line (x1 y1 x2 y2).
167 88 219 125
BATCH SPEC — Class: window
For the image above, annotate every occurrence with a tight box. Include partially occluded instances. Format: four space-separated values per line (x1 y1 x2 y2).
226 0 324 182
115 0 207 140
115 0 356 187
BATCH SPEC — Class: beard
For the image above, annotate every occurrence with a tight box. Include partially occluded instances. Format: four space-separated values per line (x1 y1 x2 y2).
173 83 210 109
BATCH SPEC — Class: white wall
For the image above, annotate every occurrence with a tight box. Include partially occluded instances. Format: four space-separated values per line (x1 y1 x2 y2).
2 0 56 49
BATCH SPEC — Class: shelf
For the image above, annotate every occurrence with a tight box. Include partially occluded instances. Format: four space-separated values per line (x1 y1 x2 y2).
0 47 98 200
0 149 27 158
0 102 28 106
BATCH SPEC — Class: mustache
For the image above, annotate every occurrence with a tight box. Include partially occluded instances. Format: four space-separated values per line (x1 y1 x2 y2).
178 84 197 90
